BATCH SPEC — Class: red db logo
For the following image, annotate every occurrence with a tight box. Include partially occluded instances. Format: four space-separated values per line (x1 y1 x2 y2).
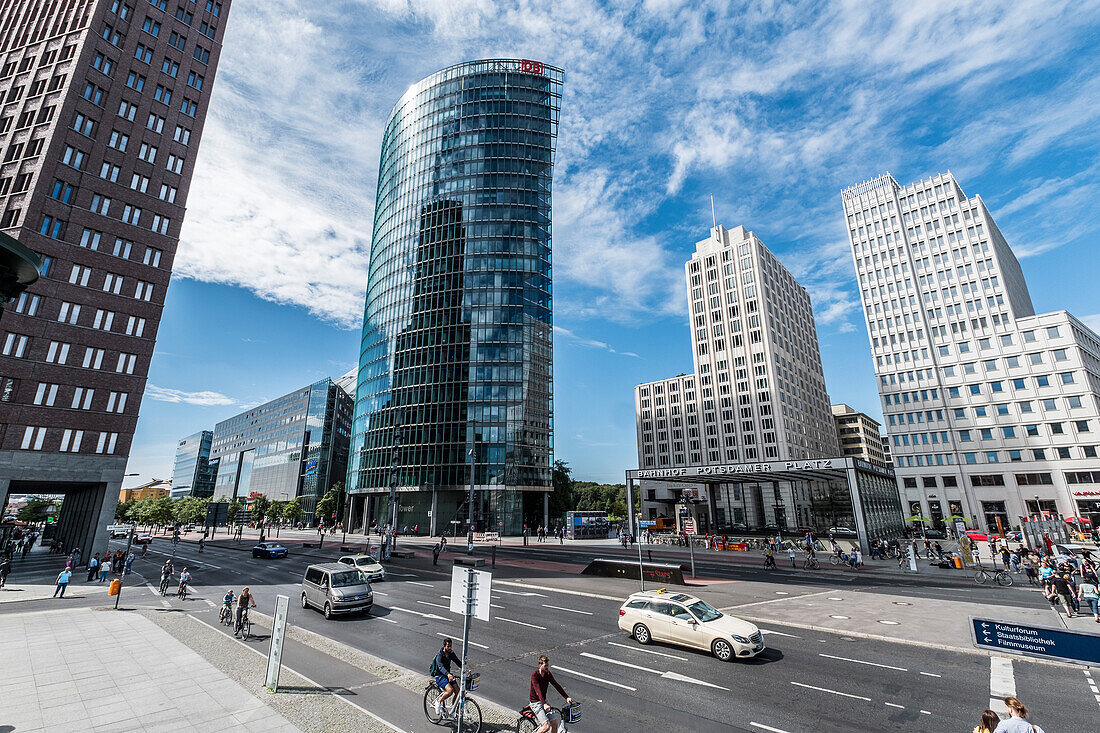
520 59 544 75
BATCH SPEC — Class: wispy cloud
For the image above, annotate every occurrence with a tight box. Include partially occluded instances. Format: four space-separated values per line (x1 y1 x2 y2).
145 385 239 407
1081 314 1100 335
555 325 639 358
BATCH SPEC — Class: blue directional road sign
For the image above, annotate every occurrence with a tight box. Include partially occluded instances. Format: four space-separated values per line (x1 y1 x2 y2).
971 616 1100 666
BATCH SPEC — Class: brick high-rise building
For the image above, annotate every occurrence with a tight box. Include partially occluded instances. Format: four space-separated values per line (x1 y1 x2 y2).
0 0 230 555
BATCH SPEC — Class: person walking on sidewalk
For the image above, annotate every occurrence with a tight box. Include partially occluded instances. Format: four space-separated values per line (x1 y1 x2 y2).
1077 576 1100 622
992 696 1045 732
1049 573 1076 618
523 525 529 546
559 526 565 545
0 556 11 588
124 552 134 576
788 547 796 567
53 567 72 597
98 558 111 583
433 541 441 566
86 554 99 582
973 709 1000 733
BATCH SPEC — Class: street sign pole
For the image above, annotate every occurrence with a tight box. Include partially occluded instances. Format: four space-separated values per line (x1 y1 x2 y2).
637 538 644 591
114 525 136 610
457 567 474 733
266 594 290 691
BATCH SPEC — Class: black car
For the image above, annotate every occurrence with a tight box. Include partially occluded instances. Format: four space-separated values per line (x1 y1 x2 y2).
252 542 288 559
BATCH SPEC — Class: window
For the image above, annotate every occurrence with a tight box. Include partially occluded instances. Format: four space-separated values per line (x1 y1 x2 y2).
1068 396 1083 408
161 57 179 77
1047 326 1060 338
186 71 203 90
124 316 145 337
108 130 129 151
90 193 111 215
112 238 133 259
1012 378 1025 389
116 353 136 374
69 264 92 286
106 391 128 413
21 426 47 451
1023 330 1036 342
100 162 120 182
39 215 65 239
174 125 191 144
1036 375 1050 387
135 43 153 64
130 174 150 193
176 5 193 24
110 1 132 19
153 85 172 105
142 18 161 36
1076 420 1091 433
206 1 222 16
199 21 216 39
92 309 114 331
118 99 138 121
150 0 168 9
1028 352 1043 365
45 341 70 364
158 184 177 203
92 52 114 75
165 153 184 174
0 208 20 228
96 432 119 454
151 214 170 234
138 142 158 162
1002 427 1016 438
122 205 142 225
62 145 87 169
1052 348 1068 361
73 112 95 136
146 113 165 133
126 71 145 91
71 387 94 410
969 384 981 395
49 179 75 203
82 347 105 369
143 247 163 267
1059 372 1075 384
59 429 83 452
168 31 186 50
13 292 39 316
103 273 124 293
102 23 124 46
57 302 81 325
134 280 154 301
193 44 210 64
1050 422 1064 435
2 333 29 357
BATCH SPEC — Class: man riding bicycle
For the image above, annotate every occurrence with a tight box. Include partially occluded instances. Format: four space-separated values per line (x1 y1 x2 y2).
432 637 462 717
177 567 192 598
159 561 174 594
235 586 256 635
763 546 776 569
528 655 572 733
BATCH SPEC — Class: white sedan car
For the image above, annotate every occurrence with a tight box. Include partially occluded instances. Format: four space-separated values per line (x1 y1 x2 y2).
617 589 764 661
338 554 386 581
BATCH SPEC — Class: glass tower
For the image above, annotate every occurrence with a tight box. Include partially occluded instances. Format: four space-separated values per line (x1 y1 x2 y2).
348 59 563 536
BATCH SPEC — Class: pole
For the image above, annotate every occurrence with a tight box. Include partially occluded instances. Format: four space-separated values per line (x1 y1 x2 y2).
688 533 696 578
387 428 403 561
457 567 475 733
466 440 475 556
637 536 644 591
114 525 135 610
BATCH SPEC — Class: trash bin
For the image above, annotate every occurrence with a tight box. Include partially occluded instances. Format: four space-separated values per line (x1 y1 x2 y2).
952 554 963 569
108 578 121 595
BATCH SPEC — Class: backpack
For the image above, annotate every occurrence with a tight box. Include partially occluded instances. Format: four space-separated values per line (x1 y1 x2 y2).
429 656 440 677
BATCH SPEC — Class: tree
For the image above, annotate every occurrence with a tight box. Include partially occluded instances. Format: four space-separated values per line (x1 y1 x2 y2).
250 495 271 525
267 501 284 525
316 484 341 524
547 460 574 524
283 498 303 525
150 496 175 529
226 498 243 525
18 498 58 523
114 499 135 523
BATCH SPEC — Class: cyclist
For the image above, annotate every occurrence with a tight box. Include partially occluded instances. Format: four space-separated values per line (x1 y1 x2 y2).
141 542 148 558
221 588 235 623
159 560 174 595
432 638 462 717
198 536 206 553
235 586 256 636
177 567 192 598
528 655 572 733
763 546 776 570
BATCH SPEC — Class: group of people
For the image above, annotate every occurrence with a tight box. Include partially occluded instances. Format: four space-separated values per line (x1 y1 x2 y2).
1035 547 1100 621
220 586 256 636
86 548 134 582
974 696 1044 733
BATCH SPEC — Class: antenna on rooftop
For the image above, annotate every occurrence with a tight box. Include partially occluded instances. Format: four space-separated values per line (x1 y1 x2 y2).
710 194 716 230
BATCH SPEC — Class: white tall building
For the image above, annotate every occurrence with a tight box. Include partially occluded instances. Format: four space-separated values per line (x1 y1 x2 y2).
842 172 1100 531
634 225 840 530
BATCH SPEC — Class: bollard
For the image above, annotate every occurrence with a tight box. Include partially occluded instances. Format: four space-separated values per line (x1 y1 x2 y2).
491 545 496 567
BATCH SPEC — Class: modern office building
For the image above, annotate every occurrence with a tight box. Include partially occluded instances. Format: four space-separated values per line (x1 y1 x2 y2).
0 0 231 557
347 59 563 537
831 404 887 465
628 224 899 541
170 429 213 499
880 434 892 465
211 377 352 522
842 171 1100 530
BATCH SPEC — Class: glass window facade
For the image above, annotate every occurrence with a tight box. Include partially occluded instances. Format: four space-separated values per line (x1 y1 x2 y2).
171 430 214 499
348 59 563 535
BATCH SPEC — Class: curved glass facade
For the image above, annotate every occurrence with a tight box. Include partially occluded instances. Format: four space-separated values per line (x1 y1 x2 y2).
348 59 563 535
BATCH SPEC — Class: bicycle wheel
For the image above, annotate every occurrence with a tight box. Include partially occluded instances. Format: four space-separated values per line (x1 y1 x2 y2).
242 619 251 640
830 555 840 565
516 715 538 733
422 685 443 724
974 569 990 584
459 698 481 733
995 571 1013 587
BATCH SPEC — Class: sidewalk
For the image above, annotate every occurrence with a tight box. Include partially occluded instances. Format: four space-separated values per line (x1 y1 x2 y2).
0 542 139 604
0 608 302 733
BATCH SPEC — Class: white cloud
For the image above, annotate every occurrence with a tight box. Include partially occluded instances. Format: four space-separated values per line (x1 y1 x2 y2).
144 385 239 407
554 325 640 358
1081 314 1100 335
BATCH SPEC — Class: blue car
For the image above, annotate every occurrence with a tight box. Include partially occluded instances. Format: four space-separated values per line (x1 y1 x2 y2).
252 542 288 559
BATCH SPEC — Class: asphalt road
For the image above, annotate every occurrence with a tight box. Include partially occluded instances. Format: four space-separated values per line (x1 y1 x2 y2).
13 537 1094 733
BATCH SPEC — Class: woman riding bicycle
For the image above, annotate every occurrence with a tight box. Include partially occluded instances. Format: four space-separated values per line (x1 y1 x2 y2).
177 568 192 598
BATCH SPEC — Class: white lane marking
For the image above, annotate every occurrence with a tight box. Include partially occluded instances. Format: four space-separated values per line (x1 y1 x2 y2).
490 603 505 609
607 642 687 660
790 681 871 701
542 604 593 615
160 597 171 608
554 665 636 692
989 657 1015 717
379 617 399 624
140 546 222 569
373 591 389 596
920 710 931 715
722 590 833 610
145 583 158 594
819 653 907 672
580 652 657 674
388 572 418 577
662 670 729 690
885 702 905 709
408 581 434 588
920 671 941 678
495 581 613 601
435 632 489 649
416 600 450 610
494 616 546 630
203 599 216 608
760 629 801 638
750 723 792 733
495 588 548 597
390 606 446 620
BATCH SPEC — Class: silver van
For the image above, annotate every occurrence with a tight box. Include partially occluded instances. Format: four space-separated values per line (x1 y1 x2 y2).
301 563 373 619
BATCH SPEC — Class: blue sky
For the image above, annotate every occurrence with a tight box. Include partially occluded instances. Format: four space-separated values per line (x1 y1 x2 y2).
123 0 1100 487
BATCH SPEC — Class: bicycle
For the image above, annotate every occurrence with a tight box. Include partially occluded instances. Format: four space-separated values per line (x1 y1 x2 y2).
803 554 819 570
176 583 188 600
974 567 1013 586
518 702 582 733
219 605 233 626
235 608 252 640
159 577 171 596
423 671 481 732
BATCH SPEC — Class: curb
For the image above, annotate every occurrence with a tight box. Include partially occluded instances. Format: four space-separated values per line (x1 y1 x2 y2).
737 614 1086 670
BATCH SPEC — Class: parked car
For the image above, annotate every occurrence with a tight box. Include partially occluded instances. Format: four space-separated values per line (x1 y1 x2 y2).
964 530 989 542
252 542 288 559
132 534 153 545
617 589 764 661
106 524 133 539
728 523 748 532
827 526 857 535
337 554 386 582
301 563 373 619
1004 531 1023 542
921 528 946 539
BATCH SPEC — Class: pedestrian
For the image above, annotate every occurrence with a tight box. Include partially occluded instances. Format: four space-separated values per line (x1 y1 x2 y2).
402 525 408 537
0 555 11 588
993 696 1045 732
973 709 1000 733
413 524 418 536
522 525 528 546
432 541 441 566
124 552 135 576
54 567 72 597
971 546 981 566
788 547 796 567
911 538 919 560
1077 575 1100 623
198 536 205 553
923 538 932 557
1049 573 1076 618
114 549 124 573
87 553 99 582
1000 547 1010 570
560 526 566 545
933 541 944 560
853 547 862 568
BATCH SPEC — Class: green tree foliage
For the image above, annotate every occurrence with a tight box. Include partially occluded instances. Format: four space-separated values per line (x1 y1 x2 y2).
316 482 344 523
172 497 209 525
150 496 175 528
18 497 58 523
571 482 637 521
114 499 135 522
283 498 303 524
226 498 243 524
267 501 284 524
547 460 574 522
250 495 271 524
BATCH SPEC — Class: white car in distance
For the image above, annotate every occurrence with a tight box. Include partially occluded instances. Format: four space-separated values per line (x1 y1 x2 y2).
338 554 386 582
617 589 764 661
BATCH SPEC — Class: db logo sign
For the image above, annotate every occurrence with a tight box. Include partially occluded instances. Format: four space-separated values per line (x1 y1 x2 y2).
520 59 544 75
